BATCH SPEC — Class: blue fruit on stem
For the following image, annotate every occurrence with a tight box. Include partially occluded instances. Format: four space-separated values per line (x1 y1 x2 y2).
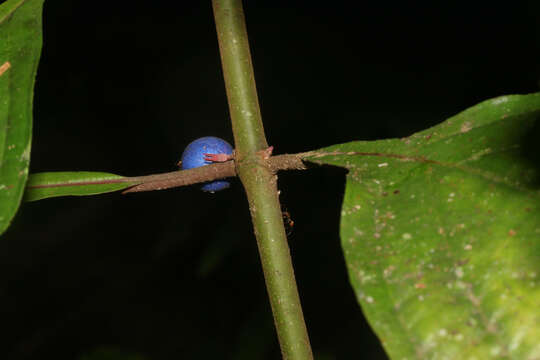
181 136 234 192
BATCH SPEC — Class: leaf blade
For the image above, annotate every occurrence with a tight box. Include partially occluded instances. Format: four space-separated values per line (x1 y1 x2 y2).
308 93 540 359
24 172 139 201
0 0 44 235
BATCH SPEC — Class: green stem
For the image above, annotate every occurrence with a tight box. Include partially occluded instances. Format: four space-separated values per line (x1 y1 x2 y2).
212 1 314 359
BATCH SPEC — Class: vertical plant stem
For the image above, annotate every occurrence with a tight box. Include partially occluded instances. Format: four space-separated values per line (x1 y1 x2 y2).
212 1 314 359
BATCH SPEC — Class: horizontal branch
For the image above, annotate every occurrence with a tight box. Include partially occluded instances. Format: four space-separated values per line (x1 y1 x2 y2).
122 152 312 194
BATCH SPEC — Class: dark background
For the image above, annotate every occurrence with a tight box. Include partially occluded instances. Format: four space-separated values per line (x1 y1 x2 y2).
2 1 539 359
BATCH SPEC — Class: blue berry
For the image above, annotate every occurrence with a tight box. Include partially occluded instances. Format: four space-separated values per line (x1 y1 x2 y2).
181 136 234 192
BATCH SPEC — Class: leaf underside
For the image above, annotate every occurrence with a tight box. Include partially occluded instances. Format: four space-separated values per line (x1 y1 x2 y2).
24 172 138 202
308 93 540 359
0 0 44 235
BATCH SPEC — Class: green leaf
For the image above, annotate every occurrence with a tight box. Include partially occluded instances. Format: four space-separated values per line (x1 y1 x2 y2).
0 0 44 235
308 93 540 359
24 172 139 201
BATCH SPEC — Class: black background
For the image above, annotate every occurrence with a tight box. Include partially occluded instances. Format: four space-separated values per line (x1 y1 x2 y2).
2 1 539 359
